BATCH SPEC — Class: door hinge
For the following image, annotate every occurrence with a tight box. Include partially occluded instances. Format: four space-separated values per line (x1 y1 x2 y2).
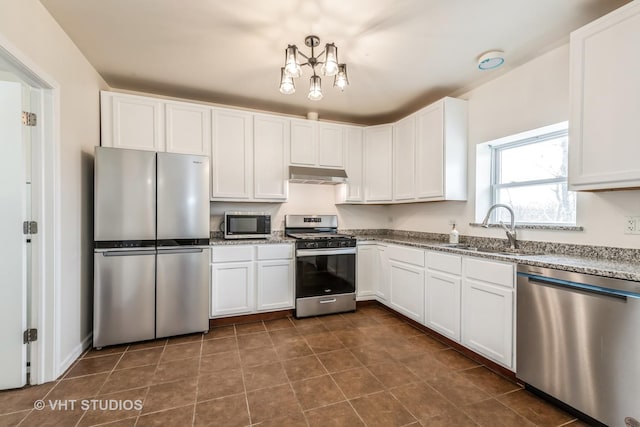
23 221 38 235
22 111 37 126
23 328 38 344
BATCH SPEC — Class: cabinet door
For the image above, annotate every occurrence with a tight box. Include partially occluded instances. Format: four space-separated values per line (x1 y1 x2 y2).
389 260 425 323
165 102 211 155
462 278 513 368
211 109 253 199
415 101 444 199
318 123 345 168
356 244 376 299
256 259 294 311
101 91 164 151
343 126 364 202
393 115 416 201
210 261 254 317
425 270 461 341
375 245 390 301
253 114 289 200
290 119 317 166
569 1 640 190
364 125 393 202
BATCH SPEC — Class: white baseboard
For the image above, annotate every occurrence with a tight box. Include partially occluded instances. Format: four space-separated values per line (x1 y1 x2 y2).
57 332 93 378
356 292 377 301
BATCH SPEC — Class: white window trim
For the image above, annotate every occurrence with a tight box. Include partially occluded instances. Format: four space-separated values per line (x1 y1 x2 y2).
475 121 577 226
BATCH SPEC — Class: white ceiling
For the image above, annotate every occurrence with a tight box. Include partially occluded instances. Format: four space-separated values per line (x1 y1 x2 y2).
41 0 630 124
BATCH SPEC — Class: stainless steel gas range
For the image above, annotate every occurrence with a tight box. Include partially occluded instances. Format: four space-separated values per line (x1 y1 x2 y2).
285 215 356 318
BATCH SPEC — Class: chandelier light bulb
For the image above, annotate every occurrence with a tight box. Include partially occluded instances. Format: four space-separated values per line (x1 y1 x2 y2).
284 45 302 78
279 68 295 94
321 43 339 76
308 75 323 101
334 64 349 91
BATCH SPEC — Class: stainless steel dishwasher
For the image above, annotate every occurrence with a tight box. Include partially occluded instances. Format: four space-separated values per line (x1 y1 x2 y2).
517 265 640 427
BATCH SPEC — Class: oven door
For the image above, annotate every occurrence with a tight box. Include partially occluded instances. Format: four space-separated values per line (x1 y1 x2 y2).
295 248 356 298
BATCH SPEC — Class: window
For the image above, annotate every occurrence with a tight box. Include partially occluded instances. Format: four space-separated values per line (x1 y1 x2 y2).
488 124 576 225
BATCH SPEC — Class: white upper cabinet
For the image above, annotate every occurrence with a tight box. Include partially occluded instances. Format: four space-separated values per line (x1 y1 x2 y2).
165 101 211 156
101 91 164 151
211 108 253 200
253 114 289 200
336 126 364 203
393 114 417 201
290 119 317 166
290 120 345 169
415 97 467 201
569 1 640 191
317 123 346 168
364 124 393 202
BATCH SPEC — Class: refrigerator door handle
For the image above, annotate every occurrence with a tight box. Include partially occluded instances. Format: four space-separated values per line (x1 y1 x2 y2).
157 248 205 255
101 250 156 257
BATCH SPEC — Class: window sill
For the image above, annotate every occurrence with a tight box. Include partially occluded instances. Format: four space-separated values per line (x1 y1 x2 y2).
468 223 583 232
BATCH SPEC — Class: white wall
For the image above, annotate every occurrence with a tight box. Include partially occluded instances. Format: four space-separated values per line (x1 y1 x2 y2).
210 183 389 231
389 44 640 248
0 0 108 375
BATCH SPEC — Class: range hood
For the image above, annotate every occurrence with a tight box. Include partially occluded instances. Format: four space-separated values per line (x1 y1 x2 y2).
289 166 348 185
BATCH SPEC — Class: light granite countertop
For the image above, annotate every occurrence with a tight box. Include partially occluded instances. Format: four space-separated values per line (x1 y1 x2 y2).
355 234 640 283
208 231 640 282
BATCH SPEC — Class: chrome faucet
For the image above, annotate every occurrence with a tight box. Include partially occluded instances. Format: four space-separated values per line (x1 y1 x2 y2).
481 204 517 249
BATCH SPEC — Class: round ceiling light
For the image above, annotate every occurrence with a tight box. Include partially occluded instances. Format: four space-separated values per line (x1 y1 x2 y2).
477 50 505 70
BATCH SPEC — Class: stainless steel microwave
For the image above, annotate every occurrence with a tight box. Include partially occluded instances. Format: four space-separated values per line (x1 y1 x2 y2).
224 212 271 239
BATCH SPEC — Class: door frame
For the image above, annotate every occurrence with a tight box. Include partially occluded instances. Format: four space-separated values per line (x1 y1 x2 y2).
0 32 61 384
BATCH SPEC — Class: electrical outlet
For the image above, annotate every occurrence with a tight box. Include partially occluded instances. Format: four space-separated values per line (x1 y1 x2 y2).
624 216 640 234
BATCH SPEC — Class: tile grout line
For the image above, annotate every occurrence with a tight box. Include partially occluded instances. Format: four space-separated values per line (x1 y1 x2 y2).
189 335 205 427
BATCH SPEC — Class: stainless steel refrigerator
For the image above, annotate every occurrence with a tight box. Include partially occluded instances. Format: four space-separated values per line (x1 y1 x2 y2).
93 147 210 348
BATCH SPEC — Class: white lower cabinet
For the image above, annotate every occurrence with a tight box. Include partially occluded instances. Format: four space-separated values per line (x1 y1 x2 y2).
211 261 254 316
210 244 294 318
361 243 515 370
389 260 425 323
461 258 515 369
425 251 462 342
387 244 426 323
356 243 377 300
256 259 294 311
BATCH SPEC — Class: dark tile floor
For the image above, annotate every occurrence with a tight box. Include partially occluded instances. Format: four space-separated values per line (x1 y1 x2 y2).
0 306 589 426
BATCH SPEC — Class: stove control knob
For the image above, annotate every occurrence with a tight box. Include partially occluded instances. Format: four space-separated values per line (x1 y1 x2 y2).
327 241 337 248
306 242 319 249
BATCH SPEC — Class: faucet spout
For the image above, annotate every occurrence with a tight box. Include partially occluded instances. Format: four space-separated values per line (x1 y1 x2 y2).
481 204 517 249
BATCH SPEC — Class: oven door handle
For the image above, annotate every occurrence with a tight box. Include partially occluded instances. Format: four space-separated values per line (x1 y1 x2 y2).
296 248 357 257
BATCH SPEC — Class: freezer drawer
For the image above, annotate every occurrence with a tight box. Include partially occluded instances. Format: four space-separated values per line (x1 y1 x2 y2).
156 247 210 338
94 249 156 348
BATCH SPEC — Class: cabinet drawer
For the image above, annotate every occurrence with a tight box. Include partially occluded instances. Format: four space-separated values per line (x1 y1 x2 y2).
427 251 461 275
210 245 254 263
464 258 514 288
257 244 293 260
387 245 425 267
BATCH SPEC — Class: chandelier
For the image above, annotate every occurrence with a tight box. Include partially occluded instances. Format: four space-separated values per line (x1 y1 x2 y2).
279 35 349 101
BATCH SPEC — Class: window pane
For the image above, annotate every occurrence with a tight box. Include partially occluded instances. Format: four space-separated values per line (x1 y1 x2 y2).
495 182 576 224
497 135 568 184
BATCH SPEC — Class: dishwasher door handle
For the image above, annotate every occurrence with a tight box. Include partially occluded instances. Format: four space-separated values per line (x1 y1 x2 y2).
527 275 628 301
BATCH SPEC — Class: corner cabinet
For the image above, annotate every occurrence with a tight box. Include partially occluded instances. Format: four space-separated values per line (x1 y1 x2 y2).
569 1 640 191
